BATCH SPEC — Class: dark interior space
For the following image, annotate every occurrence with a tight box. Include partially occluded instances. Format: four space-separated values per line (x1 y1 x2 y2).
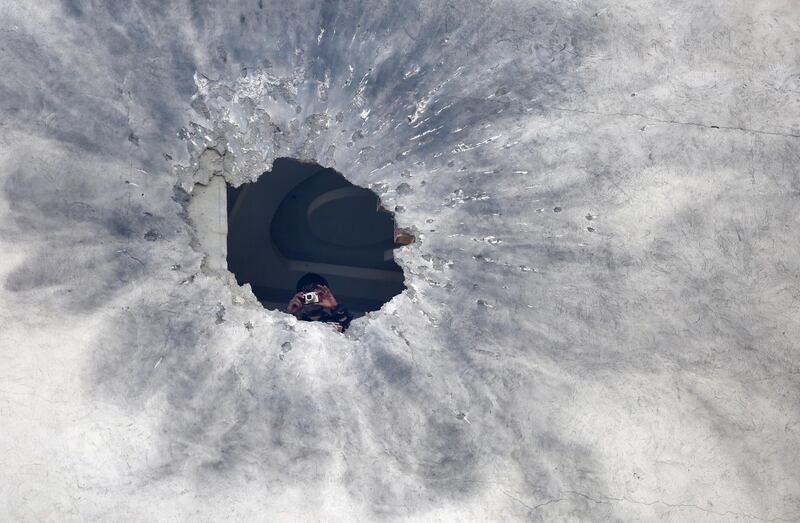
227 158 413 317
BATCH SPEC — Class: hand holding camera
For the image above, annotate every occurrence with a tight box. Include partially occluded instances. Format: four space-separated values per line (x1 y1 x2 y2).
311 285 338 308
287 285 338 314
287 292 305 314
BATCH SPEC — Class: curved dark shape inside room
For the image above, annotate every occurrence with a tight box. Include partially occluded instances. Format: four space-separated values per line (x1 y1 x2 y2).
227 158 410 317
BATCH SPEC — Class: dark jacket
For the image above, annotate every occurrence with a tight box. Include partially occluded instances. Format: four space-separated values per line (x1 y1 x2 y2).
293 304 353 332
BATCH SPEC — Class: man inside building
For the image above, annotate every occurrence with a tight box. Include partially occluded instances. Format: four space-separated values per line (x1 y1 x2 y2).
286 273 354 332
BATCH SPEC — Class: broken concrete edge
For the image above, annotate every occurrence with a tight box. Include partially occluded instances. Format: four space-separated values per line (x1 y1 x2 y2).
169 115 419 335
175 186 263 313
170 139 265 315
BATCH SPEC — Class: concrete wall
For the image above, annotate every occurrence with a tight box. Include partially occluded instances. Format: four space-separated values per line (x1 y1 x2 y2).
1 1 798 521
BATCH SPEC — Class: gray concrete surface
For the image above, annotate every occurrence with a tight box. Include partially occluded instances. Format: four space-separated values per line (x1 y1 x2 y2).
0 1 798 521
188 175 227 273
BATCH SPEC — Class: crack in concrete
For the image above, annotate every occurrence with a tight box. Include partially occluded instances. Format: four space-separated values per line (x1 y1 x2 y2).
498 487 567 512
496 486 796 521
116 248 145 267
561 490 796 522
547 106 800 139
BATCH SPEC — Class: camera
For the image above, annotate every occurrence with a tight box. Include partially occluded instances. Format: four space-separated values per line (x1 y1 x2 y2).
302 291 319 305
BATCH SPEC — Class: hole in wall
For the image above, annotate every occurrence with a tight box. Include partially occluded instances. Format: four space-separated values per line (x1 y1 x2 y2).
225 158 414 323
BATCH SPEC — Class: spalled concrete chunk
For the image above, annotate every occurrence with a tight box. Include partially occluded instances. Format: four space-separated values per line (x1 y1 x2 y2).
187 175 227 272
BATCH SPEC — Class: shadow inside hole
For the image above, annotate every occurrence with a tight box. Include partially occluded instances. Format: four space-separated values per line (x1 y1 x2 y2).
227 158 413 318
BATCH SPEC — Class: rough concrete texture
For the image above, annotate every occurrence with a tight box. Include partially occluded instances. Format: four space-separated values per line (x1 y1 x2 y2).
1 1 799 521
187 175 227 272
